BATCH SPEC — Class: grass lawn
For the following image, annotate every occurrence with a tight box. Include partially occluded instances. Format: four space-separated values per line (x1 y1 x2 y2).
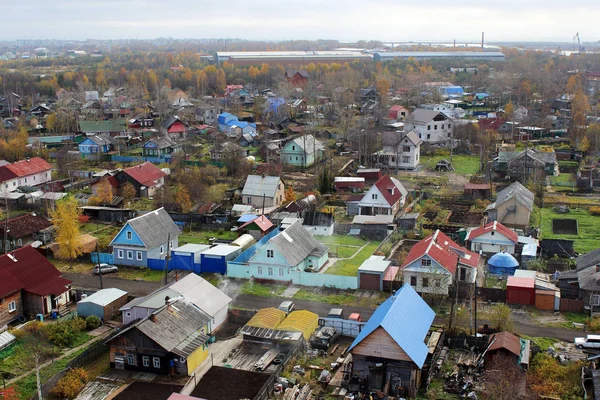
521 335 558 351
539 207 600 253
293 289 387 309
422 155 481 175
485 276 507 289
333 246 360 258
240 281 286 297
550 173 576 187
51 259 164 282
326 242 380 276
179 229 238 245
315 235 367 246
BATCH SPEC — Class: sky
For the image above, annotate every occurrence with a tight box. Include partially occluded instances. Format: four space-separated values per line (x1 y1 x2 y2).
1 0 597 44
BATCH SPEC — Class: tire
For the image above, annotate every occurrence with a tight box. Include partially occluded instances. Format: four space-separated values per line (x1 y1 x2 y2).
577 345 583 349
18 315 26 323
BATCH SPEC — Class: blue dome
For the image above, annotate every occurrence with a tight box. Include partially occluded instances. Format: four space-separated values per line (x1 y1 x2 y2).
488 252 519 268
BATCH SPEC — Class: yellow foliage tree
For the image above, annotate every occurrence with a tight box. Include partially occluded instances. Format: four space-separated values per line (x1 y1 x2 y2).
51 195 83 260
95 178 113 205
284 187 296 204
45 113 57 133
120 182 136 200
174 185 192 212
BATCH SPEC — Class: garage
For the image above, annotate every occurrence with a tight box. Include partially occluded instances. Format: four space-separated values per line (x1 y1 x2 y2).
357 255 392 291
506 276 535 305
77 288 128 322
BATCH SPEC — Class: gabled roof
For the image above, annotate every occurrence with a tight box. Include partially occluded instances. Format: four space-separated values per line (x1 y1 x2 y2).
122 162 167 187
79 119 126 133
242 175 282 198
162 116 188 130
261 221 328 266
85 134 115 146
111 208 179 249
0 246 71 296
0 213 52 239
491 181 534 211
466 221 518 243
369 175 407 207
0 157 52 182
401 230 479 274
349 284 435 368
405 109 443 125
168 273 232 317
144 136 177 149
239 215 273 232
576 248 600 272
488 331 521 357
302 211 334 227
285 70 309 78
287 134 324 153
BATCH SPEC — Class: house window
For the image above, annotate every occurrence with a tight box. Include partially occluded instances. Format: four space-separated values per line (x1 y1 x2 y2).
372 194 378 200
24 178 27 183
410 276 417 286
142 356 150 367
292 145 295 150
448 132 451 137
257 266 263 275
442 124 445 129
137 251 142 260
296 157 298 161
422 278 429 288
402 146 410 152
8 301 16 313
460 268 467 281
434 125 438 130
160 246 164 254
118 249 124 259
127 231 132 240
267 249 274 258
268 267 273 276
127 354 135 365
127 251 133 260
247 197 252 204
593 295 600 306
279 268 284 277
421 259 431 266
126 312 132 317
153 357 160 369
435 279 441 288
427 125 431 131
427 134 431 139
402 156 410 163
17 239 22 247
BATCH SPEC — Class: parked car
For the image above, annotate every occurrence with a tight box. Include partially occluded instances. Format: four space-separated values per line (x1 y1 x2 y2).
278 301 295 314
94 264 118 275
310 326 340 350
327 308 344 319
575 334 600 349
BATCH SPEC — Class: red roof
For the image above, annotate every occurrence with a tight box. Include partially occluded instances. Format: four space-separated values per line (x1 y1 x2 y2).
488 331 521 357
478 118 505 131
0 268 24 298
239 215 273 232
373 175 403 207
0 157 52 182
0 246 71 297
401 230 480 274
468 221 518 244
123 162 167 187
383 266 400 281
507 276 535 289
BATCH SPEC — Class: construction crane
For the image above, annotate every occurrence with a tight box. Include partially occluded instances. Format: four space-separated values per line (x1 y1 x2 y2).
574 32 585 54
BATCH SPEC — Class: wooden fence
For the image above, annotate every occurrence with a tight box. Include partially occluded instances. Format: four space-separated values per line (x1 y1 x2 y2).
560 298 584 313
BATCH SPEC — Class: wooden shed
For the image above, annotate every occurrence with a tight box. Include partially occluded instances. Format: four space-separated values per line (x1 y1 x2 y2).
77 288 128 322
506 276 535 305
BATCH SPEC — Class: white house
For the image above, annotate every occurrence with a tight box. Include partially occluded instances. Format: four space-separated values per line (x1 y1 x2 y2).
404 109 452 143
241 175 285 208
0 157 53 194
465 221 518 255
357 175 408 216
400 230 480 295
375 131 422 170
302 211 334 236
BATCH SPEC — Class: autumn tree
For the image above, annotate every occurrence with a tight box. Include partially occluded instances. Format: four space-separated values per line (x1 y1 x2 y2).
376 78 390 104
571 90 589 142
284 187 296 204
120 182 136 201
173 184 192 212
45 113 57 133
51 195 83 261
92 178 113 205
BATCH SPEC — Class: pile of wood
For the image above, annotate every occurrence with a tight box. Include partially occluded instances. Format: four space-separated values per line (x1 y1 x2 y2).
283 384 312 400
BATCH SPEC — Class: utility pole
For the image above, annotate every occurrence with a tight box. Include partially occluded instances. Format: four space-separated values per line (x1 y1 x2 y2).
3 191 9 254
96 242 103 289
448 257 460 332
163 233 171 286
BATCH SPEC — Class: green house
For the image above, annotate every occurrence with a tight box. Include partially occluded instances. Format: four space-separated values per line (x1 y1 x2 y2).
280 134 324 168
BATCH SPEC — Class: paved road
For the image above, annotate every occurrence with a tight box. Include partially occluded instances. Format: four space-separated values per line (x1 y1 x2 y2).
66 273 581 342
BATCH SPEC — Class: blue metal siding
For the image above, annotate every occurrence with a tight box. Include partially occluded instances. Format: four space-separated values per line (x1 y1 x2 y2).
111 224 145 247
200 254 227 274
113 247 148 267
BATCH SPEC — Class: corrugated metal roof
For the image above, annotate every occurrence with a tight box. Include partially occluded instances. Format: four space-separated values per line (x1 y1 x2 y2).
172 244 211 254
242 175 282 198
358 255 391 273
262 221 328 267
0 331 16 351
349 283 435 368
246 307 287 329
493 181 534 211
277 310 319 340
120 287 181 311
112 208 180 250
78 288 127 307
169 274 232 317
201 244 240 257
507 276 535 289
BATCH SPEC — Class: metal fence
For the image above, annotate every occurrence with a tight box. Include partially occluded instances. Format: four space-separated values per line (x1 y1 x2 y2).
318 317 366 337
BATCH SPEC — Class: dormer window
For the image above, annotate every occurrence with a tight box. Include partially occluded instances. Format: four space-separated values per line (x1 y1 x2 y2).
372 194 378 200
421 259 432 267
127 231 132 240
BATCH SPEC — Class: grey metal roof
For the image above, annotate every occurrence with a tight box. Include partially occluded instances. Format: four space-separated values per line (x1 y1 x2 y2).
123 208 180 250
87 134 115 146
302 211 334 227
288 134 324 153
358 255 391 273
493 181 534 211
263 221 328 266
169 273 232 317
78 288 127 307
242 175 282 198
135 300 211 358
119 287 181 311
576 248 600 271
146 136 177 149
578 266 600 291
405 109 442 125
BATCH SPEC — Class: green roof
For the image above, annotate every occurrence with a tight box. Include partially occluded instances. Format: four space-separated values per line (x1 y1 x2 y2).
79 119 127 133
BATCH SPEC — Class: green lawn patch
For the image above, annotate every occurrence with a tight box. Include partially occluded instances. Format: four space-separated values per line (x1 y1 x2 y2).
521 335 558 351
550 173 576 187
333 246 360 258
326 242 380 276
179 230 238 245
315 235 367 246
241 281 286 297
485 276 507 289
293 289 386 309
539 207 600 253
422 155 481 175
116 267 164 282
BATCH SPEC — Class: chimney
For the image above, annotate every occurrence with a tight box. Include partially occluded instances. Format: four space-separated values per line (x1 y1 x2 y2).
149 314 157 322
165 296 171 305
26 157 30 162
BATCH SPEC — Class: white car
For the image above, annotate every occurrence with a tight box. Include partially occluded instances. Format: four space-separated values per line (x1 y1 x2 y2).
94 263 119 275
575 334 600 349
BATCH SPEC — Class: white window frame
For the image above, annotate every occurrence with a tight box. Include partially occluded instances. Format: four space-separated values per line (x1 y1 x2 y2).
267 249 274 258
127 231 132 240
8 301 16 313
268 267 273 276
127 251 133 260
372 193 378 200
421 258 432 267
118 249 124 259
257 266 263 275
127 354 135 365
142 356 150 367
153 357 161 369
279 268 284 277
160 246 164 254
137 251 142 260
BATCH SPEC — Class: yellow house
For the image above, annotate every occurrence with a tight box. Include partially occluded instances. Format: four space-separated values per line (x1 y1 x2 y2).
106 299 211 376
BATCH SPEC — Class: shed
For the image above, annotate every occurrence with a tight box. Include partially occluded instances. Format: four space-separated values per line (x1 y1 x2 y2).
398 213 419 231
506 276 535 305
334 177 366 192
358 255 392 291
383 266 401 291
277 310 319 340
357 168 381 181
200 245 241 274
171 244 211 274
487 252 519 275
231 234 256 251
77 288 128 321
246 307 287 329
485 331 530 368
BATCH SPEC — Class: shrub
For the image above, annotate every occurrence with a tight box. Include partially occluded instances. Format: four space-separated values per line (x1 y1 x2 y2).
52 368 88 398
488 304 514 332
590 206 600 216
85 315 101 330
588 316 600 331
45 318 87 348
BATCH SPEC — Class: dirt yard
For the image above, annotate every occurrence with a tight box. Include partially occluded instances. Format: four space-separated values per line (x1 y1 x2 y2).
190 366 270 400
112 382 183 400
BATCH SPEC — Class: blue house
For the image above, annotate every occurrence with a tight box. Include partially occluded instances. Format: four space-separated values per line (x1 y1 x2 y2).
142 136 179 158
349 283 438 398
247 221 329 278
265 97 286 116
280 134 324 168
217 112 256 138
78 135 115 159
109 208 180 268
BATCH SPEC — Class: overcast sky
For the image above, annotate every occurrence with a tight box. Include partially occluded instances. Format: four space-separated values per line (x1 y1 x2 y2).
1 0 597 44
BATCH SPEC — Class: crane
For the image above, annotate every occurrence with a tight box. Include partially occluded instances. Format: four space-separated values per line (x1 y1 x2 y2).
574 32 585 54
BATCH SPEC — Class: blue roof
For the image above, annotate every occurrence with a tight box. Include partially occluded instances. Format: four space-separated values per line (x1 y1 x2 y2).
488 252 519 268
237 214 258 223
349 283 435 368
